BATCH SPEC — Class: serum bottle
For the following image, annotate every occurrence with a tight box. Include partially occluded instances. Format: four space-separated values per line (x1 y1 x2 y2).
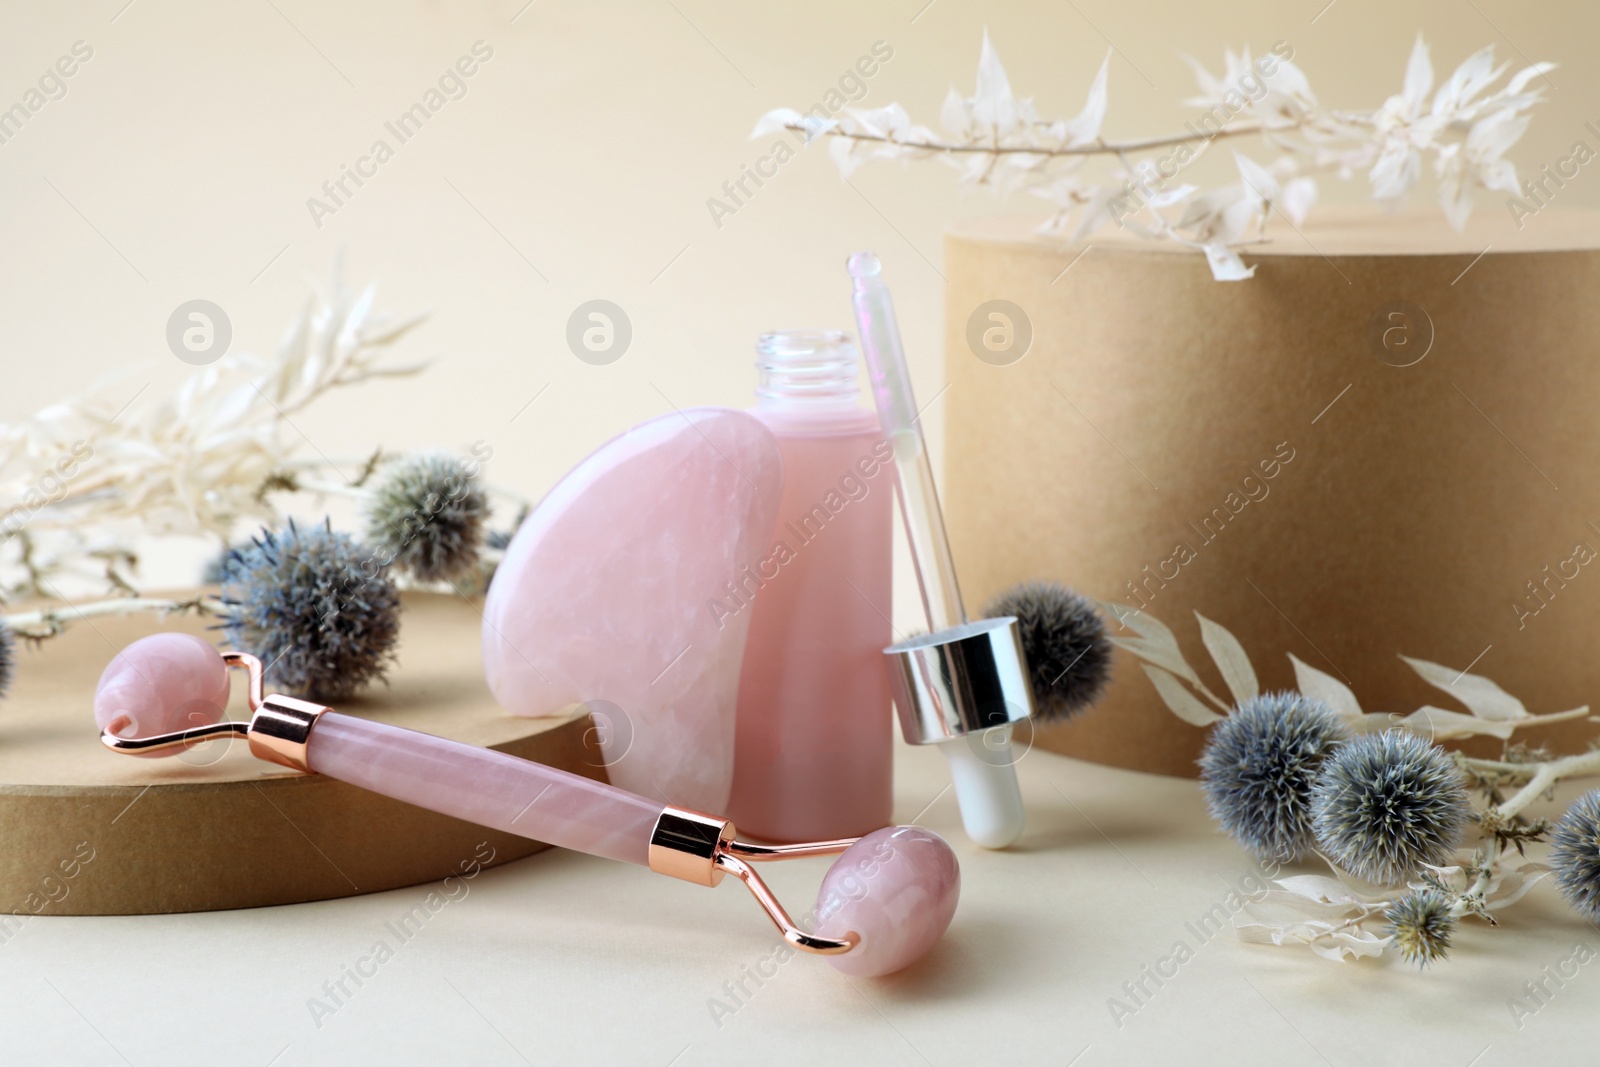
728 330 894 842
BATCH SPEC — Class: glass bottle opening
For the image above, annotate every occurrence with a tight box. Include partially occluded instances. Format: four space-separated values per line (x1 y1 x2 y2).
755 330 860 407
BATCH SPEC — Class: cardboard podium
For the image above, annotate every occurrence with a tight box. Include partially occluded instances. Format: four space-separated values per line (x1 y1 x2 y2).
943 206 1600 776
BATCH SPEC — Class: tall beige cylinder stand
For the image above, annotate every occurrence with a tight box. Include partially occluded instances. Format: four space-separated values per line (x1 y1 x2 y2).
943 207 1600 776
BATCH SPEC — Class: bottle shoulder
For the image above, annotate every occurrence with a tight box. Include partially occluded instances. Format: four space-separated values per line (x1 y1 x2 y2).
750 404 881 437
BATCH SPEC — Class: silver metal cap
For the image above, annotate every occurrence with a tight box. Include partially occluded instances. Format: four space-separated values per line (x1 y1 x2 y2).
885 616 1036 745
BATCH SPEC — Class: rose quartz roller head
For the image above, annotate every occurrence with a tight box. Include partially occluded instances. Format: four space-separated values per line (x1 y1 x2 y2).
95 637 959 977
94 633 232 756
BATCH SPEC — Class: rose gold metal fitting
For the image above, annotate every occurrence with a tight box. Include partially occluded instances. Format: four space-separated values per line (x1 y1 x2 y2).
647 805 863 956
98 652 329 772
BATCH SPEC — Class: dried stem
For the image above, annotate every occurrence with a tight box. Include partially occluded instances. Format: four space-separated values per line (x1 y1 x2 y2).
1 595 225 641
786 118 1307 158
1445 864 1496 922
287 478 370 501
1475 750 1600 821
268 457 531 510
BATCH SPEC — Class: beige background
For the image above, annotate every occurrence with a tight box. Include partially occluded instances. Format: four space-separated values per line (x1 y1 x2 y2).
5 1 1600 1064
5 0 1599 614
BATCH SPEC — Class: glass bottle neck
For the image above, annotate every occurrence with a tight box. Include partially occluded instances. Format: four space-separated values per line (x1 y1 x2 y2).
754 330 861 412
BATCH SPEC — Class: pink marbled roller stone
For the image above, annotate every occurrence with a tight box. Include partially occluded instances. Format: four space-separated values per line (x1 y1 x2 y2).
307 712 663 865
814 826 960 977
483 407 783 814
94 633 231 754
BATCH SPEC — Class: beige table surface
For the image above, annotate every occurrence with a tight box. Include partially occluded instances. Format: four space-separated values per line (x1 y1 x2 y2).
2 736 1591 1067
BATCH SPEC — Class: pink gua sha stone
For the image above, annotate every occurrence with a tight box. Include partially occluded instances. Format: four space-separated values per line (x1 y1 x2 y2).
483 407 783 814
814 826 960 977
93 633 232 757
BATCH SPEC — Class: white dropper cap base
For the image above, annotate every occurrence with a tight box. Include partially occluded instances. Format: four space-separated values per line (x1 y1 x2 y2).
941 730 1026 849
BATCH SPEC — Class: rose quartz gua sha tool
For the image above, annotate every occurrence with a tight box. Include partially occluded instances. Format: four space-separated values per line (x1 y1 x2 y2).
95 634 960 977
848 252 1038 850
482 407 782 815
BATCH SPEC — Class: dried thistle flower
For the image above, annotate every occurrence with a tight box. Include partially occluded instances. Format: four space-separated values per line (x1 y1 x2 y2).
364 453 488 584
201 542 249 586
1198 692 1345 861
984 581 1111 721
1311 731 1472 886
1550 790 1600 923
220 519 400 701
1111 604 1600 963
0 622 14 699
1385 888 1457 966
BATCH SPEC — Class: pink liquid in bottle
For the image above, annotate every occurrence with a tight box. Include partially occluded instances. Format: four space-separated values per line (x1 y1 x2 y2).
728 330 894 842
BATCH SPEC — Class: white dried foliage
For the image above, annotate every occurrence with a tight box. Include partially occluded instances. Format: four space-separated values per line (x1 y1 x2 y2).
1197 610 1258 705
1140 663 1222 727
1288 653 1364 722
1233 874 1394 962
758 33 1553 280
1234 859 1550 963
1104 603 1586 743
0 263 426 600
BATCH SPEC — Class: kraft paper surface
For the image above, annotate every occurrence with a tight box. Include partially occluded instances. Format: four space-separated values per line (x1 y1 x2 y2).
944 206 1600 776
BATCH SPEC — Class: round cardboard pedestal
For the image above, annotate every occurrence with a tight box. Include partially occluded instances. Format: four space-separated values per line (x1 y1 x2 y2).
944 206 1600 776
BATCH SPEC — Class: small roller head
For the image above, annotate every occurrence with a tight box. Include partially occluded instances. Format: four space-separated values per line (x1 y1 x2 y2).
814 826 959 977
94 634 230 756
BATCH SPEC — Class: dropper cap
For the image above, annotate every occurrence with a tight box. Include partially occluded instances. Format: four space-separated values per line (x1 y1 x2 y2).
847 252 1034 849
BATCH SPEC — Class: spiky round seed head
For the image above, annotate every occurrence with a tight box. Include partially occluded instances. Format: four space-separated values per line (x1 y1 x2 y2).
364 453 489 583
983 581 1111 721
0 622 15 699
1310 731 1471 887
1550 790 1600 923
1385 888 1456 967
1198 692 1346 861
202 542 246 586
220 519 400 701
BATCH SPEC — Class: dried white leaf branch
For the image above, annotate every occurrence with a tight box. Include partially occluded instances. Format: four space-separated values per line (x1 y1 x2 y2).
1104 602 1591 746
1233 856 1548 962
0 259 427 606
1105 602 1587 960
757 33 1554 280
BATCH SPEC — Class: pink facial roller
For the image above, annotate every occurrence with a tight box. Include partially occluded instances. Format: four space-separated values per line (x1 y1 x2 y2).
94 634 959 977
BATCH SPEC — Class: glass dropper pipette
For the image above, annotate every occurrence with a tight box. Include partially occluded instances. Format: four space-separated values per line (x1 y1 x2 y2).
848 252 1031 849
